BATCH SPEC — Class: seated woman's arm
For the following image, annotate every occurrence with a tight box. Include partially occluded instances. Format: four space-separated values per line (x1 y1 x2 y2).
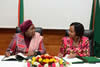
38 40 46 54
78 39 90 57
5 34 17 56
58 38 66 58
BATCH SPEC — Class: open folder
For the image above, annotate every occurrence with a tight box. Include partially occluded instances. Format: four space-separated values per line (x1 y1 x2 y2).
63 55 100 64
2 53 28 61
63 55 83 64
81 57 100 63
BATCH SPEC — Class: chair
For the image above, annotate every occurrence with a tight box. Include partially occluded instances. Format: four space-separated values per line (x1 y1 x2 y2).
65 30 94 56
16 27 43 35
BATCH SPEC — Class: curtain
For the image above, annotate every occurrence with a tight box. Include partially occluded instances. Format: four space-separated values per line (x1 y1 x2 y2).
90 0 100 57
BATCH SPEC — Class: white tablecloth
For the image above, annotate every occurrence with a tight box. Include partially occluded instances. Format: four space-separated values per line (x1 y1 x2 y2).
69 63 100 67
0 55 100 67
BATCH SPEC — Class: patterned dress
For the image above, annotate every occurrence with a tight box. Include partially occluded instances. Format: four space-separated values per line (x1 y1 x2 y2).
59 36 90 57
6 33 46 55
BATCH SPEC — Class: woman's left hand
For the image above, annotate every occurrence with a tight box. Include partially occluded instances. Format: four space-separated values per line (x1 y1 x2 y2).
25 51 34 56
67 53 77 58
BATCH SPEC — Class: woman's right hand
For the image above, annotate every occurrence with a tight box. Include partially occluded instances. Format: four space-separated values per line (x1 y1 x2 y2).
58 53 63 58
5 52 11 57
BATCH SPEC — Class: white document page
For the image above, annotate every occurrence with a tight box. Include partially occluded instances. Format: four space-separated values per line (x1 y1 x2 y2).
63 55 83 63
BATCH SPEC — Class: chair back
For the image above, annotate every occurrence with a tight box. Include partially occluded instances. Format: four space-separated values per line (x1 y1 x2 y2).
16 27 43 35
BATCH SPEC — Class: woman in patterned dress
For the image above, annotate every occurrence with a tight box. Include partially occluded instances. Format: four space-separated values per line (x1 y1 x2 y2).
58 22 90 58
5 20 46 57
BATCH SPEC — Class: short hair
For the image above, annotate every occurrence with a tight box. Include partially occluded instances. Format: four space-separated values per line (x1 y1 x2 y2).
70 22 84 37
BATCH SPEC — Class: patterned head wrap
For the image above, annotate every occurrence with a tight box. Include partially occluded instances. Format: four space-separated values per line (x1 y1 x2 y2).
19 20 33 32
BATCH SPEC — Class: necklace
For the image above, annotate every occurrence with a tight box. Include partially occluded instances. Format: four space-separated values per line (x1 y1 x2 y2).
72 37 80 47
